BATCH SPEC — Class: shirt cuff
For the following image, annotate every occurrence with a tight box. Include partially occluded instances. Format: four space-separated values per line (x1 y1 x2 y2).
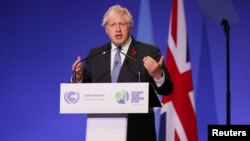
153 72 165 87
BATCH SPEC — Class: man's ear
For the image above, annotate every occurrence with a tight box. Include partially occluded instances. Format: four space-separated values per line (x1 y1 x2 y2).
105 27 108 34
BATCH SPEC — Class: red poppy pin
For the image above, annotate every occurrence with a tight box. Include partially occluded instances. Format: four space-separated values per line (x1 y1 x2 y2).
130 48 137 56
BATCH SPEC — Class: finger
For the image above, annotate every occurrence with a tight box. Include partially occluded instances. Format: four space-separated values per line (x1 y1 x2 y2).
158 56 164 66
72 56 82 71
143 57 150 69
145 56 154 62
77 56 81 61
143 56 148 65
143 56 155 66
76 56 82 67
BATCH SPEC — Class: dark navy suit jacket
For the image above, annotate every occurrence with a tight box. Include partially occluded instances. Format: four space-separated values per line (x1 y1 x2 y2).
82 37 173 141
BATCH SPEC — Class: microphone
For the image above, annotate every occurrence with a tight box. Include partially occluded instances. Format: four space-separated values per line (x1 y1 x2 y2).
73 48 111 83
116 47 141 82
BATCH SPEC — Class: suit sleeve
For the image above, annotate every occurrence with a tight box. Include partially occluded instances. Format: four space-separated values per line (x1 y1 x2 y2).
149 47 173 96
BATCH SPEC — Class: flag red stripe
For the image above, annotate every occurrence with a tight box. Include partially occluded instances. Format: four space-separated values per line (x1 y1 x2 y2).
171 0 178 46
161 0 198 140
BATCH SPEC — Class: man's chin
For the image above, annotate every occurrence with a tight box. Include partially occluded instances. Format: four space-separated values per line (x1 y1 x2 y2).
113 41 124 46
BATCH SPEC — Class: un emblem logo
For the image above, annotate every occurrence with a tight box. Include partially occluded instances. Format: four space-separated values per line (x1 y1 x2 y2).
64 91 79 104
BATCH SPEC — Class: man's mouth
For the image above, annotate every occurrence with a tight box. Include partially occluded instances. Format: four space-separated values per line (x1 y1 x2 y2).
115 34 122 39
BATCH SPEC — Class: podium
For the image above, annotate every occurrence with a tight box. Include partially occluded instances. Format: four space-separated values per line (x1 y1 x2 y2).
60 83 150 141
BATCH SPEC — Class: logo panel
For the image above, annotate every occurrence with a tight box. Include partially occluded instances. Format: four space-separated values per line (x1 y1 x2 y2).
64 91 79 104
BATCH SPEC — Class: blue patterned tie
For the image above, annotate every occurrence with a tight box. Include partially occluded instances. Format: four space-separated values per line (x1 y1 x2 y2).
112 47 121 82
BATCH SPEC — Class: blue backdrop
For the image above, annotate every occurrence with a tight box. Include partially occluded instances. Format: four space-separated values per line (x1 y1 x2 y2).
1 0 249 141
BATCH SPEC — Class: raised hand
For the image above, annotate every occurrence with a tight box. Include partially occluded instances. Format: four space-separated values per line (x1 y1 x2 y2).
143 56 164 80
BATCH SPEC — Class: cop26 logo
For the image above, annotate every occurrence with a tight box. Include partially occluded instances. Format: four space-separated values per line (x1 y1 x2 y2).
64 92 79 104
115 90 129 104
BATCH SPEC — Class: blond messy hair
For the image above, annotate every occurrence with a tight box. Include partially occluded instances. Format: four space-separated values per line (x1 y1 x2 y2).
101 4 133 28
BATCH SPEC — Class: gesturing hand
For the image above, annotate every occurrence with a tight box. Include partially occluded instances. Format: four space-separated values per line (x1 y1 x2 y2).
143 56 164 80
72 56 83 82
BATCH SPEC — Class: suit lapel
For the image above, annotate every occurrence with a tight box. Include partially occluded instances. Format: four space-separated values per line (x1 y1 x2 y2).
98 45 112 82
118 39 140 82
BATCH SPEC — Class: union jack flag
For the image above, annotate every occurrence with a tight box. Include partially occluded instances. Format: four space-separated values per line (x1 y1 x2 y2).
159 0 198 140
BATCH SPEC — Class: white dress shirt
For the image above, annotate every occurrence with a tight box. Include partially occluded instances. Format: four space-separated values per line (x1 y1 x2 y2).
110 36 165 87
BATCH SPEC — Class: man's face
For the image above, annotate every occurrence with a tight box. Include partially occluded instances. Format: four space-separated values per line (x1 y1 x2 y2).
105 12 131 46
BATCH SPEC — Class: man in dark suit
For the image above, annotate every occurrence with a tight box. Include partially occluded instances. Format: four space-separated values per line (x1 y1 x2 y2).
72 4 173 141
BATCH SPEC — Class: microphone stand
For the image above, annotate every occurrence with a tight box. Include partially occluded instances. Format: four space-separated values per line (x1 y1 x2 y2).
221 19 231 125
